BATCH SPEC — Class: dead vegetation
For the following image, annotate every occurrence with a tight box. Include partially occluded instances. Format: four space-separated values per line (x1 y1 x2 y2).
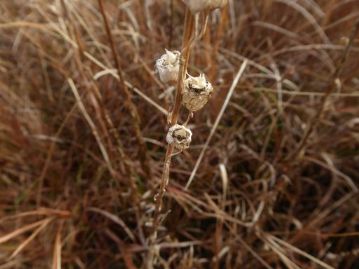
0 0 359 268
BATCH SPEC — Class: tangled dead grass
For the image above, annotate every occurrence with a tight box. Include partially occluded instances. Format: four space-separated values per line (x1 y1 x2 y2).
0 0 359 268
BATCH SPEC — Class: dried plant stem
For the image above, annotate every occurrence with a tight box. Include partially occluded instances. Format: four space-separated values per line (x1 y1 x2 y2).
186 11 209 50
147 8 195 268
97 0 153 181
154 7 194 232
170 8 195 125
149 145 173 236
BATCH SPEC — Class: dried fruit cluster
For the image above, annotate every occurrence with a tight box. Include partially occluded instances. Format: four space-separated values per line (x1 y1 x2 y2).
149 2 228 265
155 0 226 150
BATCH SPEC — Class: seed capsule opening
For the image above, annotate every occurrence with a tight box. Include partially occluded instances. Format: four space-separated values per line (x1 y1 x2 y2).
182 74 213 112
166 124 192 150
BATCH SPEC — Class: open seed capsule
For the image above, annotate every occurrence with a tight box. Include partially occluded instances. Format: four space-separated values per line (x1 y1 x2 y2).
155 49 181 83
183 74 213 112
166 124 192 150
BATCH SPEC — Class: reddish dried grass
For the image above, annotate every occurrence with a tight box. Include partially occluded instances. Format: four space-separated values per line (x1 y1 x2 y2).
0 0 359 268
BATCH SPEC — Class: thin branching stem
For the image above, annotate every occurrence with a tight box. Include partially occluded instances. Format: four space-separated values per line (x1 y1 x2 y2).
147 7 195 268
170 8 195 125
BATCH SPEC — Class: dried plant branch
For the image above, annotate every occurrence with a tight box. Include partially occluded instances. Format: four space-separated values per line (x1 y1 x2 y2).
153 7 195 233
170 8 195 125
147 7 195 268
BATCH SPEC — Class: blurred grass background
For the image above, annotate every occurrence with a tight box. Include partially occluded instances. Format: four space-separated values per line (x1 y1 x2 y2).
0 0 359 268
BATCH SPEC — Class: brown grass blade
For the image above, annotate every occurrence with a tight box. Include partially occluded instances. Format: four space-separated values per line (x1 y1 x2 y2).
9 218 52 260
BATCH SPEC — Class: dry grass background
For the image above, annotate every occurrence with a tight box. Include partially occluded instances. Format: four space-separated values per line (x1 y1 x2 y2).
1 0 359 268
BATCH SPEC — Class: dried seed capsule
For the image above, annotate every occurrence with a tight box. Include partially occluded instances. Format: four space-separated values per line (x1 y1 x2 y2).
155 49 181 83
166 124 192 150
183 74 213 112
182 0 228 13
207 0 228 10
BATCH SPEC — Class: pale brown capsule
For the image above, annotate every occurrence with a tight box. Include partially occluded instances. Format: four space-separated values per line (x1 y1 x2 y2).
155 50 181 83
182 0 228 13
166 124 192 150
207 0 228 10
183 74 213 112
